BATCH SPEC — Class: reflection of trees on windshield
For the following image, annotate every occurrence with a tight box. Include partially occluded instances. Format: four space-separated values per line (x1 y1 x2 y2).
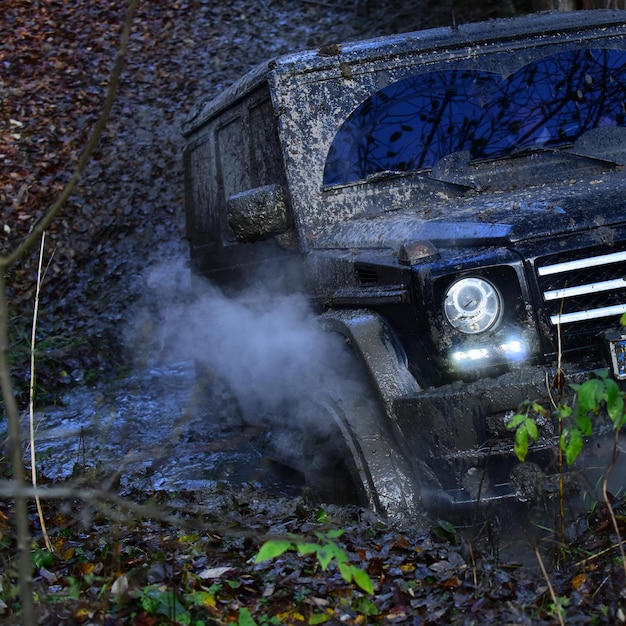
474 49 626 159
323 48 626 186
323 70 499 185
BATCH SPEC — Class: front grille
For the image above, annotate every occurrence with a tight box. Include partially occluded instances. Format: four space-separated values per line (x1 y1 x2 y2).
536 244 626 352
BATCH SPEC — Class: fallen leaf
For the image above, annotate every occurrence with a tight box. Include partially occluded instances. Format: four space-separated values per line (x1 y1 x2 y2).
197 566 235 579
111 574 128 600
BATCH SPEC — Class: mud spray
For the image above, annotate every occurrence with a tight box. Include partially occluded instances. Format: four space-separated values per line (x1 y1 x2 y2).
35 250 364 493
133 255 361 430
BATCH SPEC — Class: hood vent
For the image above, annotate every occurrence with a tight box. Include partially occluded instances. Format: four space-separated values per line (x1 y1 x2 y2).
356 265 380 286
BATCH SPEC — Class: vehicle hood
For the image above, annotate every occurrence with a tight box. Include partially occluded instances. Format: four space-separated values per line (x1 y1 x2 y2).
313 175 626 251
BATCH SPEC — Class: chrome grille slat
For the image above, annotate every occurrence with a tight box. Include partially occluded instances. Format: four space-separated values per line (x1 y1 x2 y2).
549 303 626 325
538 250 626 276
544 277 626 301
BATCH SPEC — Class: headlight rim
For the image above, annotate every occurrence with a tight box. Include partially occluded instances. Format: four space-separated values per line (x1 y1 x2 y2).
443 275 502 335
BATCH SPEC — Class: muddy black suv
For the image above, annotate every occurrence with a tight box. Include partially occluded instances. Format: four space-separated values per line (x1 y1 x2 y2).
184 10 626 521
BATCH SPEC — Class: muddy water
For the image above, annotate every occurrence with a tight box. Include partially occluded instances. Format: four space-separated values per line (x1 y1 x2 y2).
29 360 302 496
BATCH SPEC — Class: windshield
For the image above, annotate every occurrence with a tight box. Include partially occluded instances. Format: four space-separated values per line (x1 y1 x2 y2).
323 48 626 186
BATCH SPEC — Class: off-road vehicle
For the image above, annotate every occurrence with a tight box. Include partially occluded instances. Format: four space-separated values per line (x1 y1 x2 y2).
183 10 626 521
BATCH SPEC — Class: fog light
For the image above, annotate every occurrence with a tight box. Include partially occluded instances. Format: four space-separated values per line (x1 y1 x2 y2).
451 339 527 367
452 348 489 362
500 340 525 357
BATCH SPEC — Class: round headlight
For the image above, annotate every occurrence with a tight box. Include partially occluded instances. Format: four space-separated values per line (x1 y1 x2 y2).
444 277 501 334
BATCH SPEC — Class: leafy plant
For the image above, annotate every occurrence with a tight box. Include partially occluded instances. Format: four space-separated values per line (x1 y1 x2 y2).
506 401 544 462
507 369 626 466
138 584 189 624
255 529 374 595
431 518 459 544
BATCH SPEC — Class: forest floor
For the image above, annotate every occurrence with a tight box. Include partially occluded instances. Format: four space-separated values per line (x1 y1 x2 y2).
1 0 626 623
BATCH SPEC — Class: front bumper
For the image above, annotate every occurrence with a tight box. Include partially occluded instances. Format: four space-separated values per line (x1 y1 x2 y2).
393 363 621 512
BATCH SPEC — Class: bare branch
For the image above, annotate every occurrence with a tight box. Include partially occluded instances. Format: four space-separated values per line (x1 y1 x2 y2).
0 2 140 621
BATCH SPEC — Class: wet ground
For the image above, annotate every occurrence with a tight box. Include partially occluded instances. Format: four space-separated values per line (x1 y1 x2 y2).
30 357 306 497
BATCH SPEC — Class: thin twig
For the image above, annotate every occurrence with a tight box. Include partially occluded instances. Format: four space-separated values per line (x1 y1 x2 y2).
534 544 565 626
468 540 478 590
29 231 54 553
574 537 626 568
601 427 626 579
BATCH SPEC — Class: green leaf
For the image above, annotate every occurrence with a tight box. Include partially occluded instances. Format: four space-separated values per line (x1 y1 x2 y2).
575 410 593 438
561 427 584 465
320 541 348 570
33 547 54 569
351 567 375 595
526 418 538 441
237 607 258 626
604 377 620 403
296 542 321 555
352 595 379 615
308 614 330 625
577 379 604 416
556 404 572 419
255 540 293 563
506 413 526 430
325 529 344 540
613 405 626 429
316 547 334 571
513 426 529 463
435 519 457 536
605 379 625 427
337 561 352 583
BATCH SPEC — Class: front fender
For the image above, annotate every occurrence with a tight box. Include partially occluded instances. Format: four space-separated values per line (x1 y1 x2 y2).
319 309 446 520
320 308 421 416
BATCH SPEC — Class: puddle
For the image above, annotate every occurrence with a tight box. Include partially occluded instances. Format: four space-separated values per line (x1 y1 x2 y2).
27 360 304 496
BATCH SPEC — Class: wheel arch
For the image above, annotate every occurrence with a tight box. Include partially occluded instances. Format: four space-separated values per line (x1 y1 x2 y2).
317 308 428 523
319 308 421 413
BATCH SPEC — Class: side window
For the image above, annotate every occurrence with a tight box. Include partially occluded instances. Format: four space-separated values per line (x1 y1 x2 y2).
184 133 220 245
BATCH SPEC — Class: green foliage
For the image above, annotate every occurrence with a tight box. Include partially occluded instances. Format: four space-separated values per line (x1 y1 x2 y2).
506 401 544 462
32 546 54 570
546 594 570 619
237 607 258 626
508 369 626 466
138 585 189 623
431 519 459 544
572 369 626 430
255 529 374 595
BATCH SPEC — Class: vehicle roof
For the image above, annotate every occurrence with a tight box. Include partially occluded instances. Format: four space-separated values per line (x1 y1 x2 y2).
183 9 626 135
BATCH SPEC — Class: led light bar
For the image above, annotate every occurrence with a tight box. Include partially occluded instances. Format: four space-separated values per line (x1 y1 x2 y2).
452 340 526 365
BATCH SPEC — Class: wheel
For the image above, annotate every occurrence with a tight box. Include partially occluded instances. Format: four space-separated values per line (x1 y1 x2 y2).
261 342 426 524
